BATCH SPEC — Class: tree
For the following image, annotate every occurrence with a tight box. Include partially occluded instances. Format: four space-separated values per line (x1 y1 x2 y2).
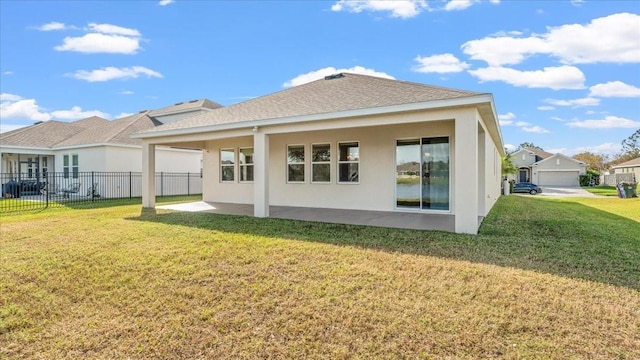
517 142 543 151
621 129 640 158
573 152 608 172
501 154 517 179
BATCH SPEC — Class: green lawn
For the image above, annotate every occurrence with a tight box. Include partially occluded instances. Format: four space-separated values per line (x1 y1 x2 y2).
584 184 640 196
1 196 638 358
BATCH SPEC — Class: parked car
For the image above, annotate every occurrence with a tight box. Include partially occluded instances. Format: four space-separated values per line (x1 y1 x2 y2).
513 182 542 195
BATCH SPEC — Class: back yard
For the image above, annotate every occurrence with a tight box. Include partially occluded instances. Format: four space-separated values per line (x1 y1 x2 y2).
1 195 639 358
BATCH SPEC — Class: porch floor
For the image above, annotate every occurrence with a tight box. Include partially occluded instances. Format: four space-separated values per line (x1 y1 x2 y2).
156 201 455 232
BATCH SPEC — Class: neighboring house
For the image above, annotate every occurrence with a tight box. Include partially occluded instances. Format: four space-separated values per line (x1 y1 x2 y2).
0 99 222 180
611 157 640 182
508 148 586 186
133 73 505 234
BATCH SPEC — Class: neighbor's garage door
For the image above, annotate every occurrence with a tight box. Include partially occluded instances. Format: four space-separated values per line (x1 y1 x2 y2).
538 171 580 186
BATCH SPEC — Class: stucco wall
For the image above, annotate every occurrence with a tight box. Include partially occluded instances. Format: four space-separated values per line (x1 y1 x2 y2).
203 121 458 211
104 146 202 173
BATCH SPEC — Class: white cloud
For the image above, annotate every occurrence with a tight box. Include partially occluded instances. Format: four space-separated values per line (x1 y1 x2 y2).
0 124 28 134
3 71 13 75
498 112 515 125
589 81 640 98
55 33 141 54
468 65 585 90
572 142 621 156
0 97 51 121
114 112 135 119
118 90 135 95
537 106 554 111
515 121 530 127
86 23 140 37
413 53 470 73
283 66 394 87
1 93 23 101
504 143 516 152
331 0 428 19
50 106 109 120
522 125 550 134
550 116 564 122
567 116 640 129
461 13 640 66
159 0 174 5
70 66 163 82
35 22 74 31
544 97 600 107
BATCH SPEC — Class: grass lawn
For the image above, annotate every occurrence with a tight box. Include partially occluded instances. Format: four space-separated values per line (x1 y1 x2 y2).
1 196 639 358
584 184 640 197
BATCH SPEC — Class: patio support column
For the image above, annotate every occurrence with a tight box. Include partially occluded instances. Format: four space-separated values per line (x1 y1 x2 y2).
142 142 156 208
253 130 269 217
454 110 479 234
0 150 3 175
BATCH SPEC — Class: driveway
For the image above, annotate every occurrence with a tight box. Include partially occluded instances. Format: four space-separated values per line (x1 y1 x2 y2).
538 186 599 197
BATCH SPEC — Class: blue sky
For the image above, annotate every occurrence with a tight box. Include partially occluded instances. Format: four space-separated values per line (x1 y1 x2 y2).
1 0 639 156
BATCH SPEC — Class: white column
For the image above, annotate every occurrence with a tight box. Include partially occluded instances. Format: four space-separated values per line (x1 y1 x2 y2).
142 143 156 208
454 110 479 234
253 131 269 217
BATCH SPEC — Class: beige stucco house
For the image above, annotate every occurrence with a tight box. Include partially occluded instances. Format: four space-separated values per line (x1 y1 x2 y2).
611 157 640 181
509 148 586 186
133 73 505 234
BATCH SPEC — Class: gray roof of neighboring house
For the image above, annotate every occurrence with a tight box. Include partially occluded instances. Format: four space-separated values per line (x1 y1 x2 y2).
139 73 485 134
0 116 110 148
524 147 553 159
0 98 221 149
148 99 223 117
612 157 640 168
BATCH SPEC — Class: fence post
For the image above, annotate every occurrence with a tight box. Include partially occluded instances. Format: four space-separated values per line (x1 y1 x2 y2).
160 172 164 197
129 172 132 199
91 171 95 201
187 172 190 195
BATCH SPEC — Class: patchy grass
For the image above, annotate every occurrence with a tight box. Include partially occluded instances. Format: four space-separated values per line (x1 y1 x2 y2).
1 196 638 358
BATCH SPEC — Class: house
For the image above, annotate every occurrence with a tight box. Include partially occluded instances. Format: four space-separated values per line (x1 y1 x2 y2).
0 99 222 181
611 157 640 182
133 73 505 234
509 148 586 186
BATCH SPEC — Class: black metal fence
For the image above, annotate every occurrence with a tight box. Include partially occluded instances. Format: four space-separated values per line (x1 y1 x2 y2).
0 171 202 212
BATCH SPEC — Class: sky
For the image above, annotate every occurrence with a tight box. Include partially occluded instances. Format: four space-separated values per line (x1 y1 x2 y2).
1 0 639 157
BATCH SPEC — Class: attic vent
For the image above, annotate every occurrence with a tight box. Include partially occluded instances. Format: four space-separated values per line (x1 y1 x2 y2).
139 110 147 113
34 121 44 125
189 99 198 103
324 73 345 80
175 102 184 105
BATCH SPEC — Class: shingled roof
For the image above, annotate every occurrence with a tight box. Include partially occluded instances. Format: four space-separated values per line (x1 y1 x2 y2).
139 73 485 134
612 157 640 168
148 99 222 117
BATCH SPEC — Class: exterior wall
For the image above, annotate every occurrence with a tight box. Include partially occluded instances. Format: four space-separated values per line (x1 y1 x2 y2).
511 149 537 168
531 155 586 184
613 166 640 181
203 121 455 212
104 146 202 173
480 130 502 217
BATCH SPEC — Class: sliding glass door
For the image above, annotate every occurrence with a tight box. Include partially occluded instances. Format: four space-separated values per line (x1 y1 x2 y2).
396 137 450 211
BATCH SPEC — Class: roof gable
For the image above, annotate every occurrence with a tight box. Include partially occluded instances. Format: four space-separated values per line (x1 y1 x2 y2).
533 153 586 166
612 157 640 168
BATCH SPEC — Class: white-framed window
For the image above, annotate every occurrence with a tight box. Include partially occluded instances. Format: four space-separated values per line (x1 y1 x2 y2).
287 144 305 183
27 157 34 178
63 155 70 179
338 141 359 183
72 154 79 179
311 143 331 183
220 148 235 182
239 148 254 182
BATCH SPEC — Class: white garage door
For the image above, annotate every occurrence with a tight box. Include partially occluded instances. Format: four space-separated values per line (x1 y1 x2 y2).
538 171 580 186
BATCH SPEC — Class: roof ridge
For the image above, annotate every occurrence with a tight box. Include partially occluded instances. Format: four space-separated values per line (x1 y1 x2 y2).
106 111 151 143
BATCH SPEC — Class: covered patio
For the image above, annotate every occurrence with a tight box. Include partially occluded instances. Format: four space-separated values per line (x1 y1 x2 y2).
155 201 456 232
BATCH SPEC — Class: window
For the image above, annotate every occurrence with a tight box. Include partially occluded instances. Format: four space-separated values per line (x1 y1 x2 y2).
311 143 331 183
239 148 254 182
27 158 33 178
220 149 235 182
72 154 79 179
287 145 305 182
338 142 359 183
63 155 70 179
42 157 48 181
